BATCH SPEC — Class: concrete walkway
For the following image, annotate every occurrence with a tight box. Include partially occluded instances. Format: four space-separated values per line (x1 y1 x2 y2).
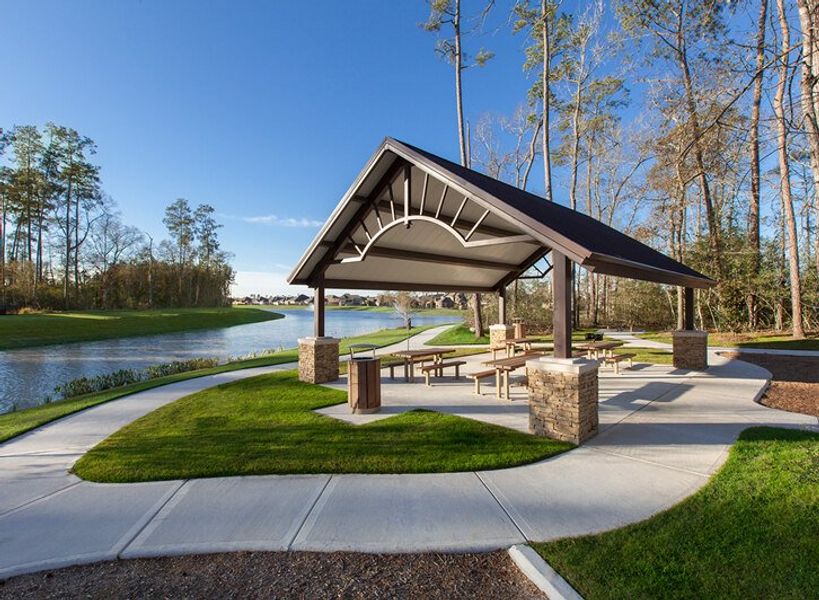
0 325 816 580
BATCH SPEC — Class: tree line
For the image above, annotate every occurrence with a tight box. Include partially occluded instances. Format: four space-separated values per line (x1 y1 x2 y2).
425 0 819 337
0 124 234 311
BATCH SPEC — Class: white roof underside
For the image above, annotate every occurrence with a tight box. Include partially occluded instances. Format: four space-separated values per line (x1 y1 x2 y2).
289 147 547 292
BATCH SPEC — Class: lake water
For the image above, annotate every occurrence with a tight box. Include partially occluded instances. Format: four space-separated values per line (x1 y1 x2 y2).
0 308 457 413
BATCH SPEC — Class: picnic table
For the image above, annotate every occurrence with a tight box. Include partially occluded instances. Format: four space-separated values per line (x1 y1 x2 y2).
577 340 624 360
504 337 539 357
481 352 546 399
390 348 455 383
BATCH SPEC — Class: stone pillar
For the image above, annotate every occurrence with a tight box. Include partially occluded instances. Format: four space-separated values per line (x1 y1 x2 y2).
526 356 599 444
298 337 340 384
672 330 708 370
489 323 514 348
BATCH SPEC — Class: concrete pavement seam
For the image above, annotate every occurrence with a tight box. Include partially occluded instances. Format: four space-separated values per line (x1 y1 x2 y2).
474 471 529 542
0 480 81 518
583 446 712 478
286 474 334 551
115 480 188 558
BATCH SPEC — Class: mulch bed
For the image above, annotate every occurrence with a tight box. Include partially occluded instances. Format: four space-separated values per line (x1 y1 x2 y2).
725 353 819 417
0 551 544 600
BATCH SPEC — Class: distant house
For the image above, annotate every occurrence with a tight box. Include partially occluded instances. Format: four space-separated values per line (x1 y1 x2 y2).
436 296 455 309
294 294 310 304
339 294 365 306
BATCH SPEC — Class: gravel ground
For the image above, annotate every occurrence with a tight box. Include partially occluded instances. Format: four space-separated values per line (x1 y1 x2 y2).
726 353 819 417
0 551 545 599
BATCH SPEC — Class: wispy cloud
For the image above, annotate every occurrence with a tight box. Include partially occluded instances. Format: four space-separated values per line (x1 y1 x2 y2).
241 214 324 228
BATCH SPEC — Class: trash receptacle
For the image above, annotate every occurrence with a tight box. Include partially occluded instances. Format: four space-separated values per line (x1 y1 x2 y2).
347 344 381 414
513 318 526 339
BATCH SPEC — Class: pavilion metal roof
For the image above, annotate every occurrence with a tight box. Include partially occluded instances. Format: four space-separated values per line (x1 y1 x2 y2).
288 137 716 291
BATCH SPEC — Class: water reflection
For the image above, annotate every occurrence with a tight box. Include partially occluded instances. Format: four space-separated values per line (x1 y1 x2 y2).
0 308 456 413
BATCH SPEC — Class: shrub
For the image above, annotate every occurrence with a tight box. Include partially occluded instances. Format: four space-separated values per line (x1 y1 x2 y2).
53 358 220 401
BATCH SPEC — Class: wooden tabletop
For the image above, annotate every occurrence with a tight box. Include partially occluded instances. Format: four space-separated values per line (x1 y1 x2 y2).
577 340 623 350
504 337 537 345
391 348 454 358
482 352 545 369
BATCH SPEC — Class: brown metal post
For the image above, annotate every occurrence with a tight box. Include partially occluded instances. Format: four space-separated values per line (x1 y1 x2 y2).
684 287 695 330
314 286 325 337
553 251 572 358
497 286 507 324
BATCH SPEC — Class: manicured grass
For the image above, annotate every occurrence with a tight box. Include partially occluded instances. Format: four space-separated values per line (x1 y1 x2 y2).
0 307 282 350
426 324 492 345
0 325 440 444
534 427 819 600
623 347 673 365
642 330 819 351
74 370 572 482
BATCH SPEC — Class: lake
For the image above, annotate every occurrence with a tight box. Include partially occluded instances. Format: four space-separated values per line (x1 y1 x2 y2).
0 308 457 413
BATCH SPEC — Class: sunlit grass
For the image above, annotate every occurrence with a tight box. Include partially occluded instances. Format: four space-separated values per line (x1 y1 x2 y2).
0 307 282 350
74 370 572 482
535 427 819 599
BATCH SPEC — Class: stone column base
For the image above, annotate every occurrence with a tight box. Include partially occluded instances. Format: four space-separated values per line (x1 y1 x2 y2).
672 330 708 370
298 337 340 383
490 324 514 348
526 357 599 444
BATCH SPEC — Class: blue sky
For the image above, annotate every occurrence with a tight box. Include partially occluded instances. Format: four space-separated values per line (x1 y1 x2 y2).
2 1 551 294
2 1 772 295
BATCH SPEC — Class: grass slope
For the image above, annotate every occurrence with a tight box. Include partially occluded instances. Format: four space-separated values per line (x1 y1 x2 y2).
535 427 819 600
74 370 572 482
0 325 439 444
0 307 282 350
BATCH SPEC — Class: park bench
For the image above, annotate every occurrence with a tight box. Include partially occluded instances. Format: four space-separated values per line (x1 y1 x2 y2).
603 353 635 375
466 369 497 394
421 360 467 386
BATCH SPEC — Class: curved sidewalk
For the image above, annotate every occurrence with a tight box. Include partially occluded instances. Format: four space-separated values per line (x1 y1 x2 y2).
0 328 816 580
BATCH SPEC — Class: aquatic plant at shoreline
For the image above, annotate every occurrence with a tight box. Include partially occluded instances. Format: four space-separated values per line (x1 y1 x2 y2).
52 358 220 401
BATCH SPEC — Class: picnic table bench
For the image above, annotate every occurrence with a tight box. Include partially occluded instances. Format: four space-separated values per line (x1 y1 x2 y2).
602 352 635 374
421 360 467 385
480 351 547 399
389 348 455 383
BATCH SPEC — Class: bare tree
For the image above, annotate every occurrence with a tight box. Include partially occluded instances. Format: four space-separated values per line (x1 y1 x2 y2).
424 0 494 337
774 0 805 338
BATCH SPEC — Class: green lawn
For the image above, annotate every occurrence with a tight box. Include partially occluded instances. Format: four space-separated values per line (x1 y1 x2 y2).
0 307 282 350
535 427 819 600
642 330 819 351
74 370 572 482
0 324 440 444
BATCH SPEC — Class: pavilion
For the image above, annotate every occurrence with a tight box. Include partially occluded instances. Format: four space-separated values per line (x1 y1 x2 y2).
288 137 715 443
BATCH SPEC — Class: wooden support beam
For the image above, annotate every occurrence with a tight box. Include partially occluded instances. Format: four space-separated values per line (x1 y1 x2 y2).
435 184 447 219
419 172 429 215
498 285 507 324
553 251 572 359
403 164 411 224
465 209 490 241
387 182 397 220
314 285 325 337
684 287 695 330
450 196 468 228
320 278 497 293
